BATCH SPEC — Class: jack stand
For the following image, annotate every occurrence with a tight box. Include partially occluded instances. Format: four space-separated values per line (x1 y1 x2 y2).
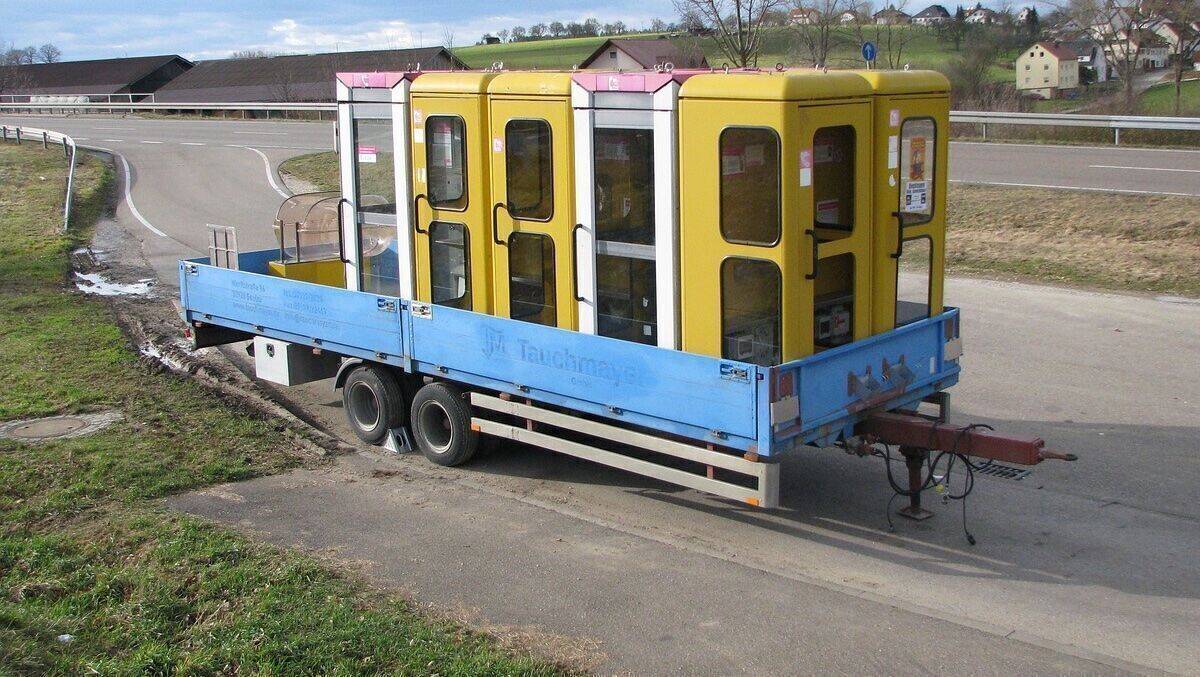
897 445 934 520
382 426 414 454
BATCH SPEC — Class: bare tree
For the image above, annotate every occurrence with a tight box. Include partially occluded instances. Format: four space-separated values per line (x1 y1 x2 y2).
1065 0 1157 109
230 49 273 59
790 0 853 66
36 43 61 63
674 0 787 66
1146 0 1200 115
853 1 917 68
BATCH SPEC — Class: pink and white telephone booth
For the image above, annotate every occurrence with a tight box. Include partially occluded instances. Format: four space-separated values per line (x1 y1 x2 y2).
571 71 696 350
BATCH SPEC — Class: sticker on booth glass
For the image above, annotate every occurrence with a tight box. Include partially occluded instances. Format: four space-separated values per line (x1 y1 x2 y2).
889 108 901 127
816 199 839 224
887 135 899 169
799 149 813 187
357 144 377 163
492 136 504 153
908 136 927 180
813 144 835 164
412 128 424 143
722 149 745 176
903 180 929 213
413 109 423 125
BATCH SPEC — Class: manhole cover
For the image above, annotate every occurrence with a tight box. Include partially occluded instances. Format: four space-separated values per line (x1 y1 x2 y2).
0 412 123 442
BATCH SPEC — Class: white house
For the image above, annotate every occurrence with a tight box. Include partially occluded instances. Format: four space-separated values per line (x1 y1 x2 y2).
912 5 951 25
1016 41 1080 98
1065 39 1110 82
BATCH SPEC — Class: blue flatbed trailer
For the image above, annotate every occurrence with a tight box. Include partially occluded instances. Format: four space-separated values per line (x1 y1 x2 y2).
180 249 968 509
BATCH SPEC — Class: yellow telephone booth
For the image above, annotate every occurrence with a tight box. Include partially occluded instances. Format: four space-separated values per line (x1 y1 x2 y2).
852 71 951 335
410 72 498 314
678 70 874 365
485 73 577 329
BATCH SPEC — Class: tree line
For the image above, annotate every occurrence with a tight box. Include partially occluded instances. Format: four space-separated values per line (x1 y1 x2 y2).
2 42 62 65
480 18 699 44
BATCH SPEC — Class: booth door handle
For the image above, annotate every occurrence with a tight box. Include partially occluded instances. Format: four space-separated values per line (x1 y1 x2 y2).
413 193 429 235
891 211 906 259
571 224 585 302
805 229 819 281
491 202 510 246
336 197 351 264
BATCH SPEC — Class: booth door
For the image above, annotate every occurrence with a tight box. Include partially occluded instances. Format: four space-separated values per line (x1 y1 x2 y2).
340 99 405 295
410 95 493 314
487 98 575 329
574 107 677 348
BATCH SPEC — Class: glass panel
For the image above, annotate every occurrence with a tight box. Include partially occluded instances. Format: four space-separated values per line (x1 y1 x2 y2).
427 116 467 209
429 221 471 310
720 128 780 246
721 258 781 366
594 128 654 245
812 125 855 232
506 120 553 220
814 253 854 350
896 237 932 327
899 118 936 224
597 254 656 345
353 119 395 214
509 232 556 326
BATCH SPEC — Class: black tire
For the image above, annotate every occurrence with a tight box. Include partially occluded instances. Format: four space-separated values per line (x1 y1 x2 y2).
342 364 405 445
410 382 478 466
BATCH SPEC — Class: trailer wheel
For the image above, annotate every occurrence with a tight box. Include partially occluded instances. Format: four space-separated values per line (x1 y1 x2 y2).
342 364 405 445
410 382 478 467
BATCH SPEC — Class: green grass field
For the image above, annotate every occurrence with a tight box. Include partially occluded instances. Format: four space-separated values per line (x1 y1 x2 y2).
454 26 1015 80
0 143 560 674
1138 79 1200 116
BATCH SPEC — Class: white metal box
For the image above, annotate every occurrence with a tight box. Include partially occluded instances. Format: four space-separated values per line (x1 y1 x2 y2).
253 337 340 386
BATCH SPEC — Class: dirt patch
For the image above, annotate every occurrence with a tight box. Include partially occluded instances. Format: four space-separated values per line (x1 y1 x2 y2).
947 184 1200 297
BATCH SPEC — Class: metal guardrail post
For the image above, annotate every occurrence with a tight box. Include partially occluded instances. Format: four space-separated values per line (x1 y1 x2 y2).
982 122 987 141
15 128 20 144
42 131 48 149
1114 127 1121 145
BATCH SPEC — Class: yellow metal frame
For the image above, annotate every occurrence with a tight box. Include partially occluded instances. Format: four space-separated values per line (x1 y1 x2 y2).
486 73 577 329
267 259 346 288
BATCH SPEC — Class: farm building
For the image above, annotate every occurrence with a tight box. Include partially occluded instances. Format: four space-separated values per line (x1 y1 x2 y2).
579 38 708 70
154 47 466 103
0 54 191 100
912 5 951 25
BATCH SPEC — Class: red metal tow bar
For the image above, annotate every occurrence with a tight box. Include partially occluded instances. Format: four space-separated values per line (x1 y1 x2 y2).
856 411 1077 520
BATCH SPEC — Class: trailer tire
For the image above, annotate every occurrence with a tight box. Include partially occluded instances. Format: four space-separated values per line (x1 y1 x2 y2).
410 382 478 467
342 364 405 445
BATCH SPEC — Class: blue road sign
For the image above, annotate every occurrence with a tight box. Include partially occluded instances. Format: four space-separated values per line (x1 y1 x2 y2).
862 41 877 62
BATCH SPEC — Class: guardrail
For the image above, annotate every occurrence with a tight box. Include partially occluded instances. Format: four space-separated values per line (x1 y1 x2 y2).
948 110 1200 145
0 101 336 119
0 125 79 231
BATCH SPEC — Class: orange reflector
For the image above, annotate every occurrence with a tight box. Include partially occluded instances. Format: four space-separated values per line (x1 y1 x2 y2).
470 423 481 432
745 497 760 507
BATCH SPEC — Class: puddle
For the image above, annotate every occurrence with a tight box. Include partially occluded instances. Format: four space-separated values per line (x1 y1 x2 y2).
139 341 187 371
74 271 153 297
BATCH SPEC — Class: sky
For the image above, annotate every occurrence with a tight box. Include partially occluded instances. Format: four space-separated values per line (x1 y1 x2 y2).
2 0 682 61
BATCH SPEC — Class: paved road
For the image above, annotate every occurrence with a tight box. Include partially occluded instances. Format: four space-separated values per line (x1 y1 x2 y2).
6 114 1199 197
7 113 1200 673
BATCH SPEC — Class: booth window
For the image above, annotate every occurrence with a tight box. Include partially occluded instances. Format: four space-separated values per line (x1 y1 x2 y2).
597 254 657 345
719 128 780 246
594 128 655 245
353 119 396 214
429 221 471 310
721 257 781 366
506 119 553 221
509 232 556 326
811 125 855 233
426 116 467 210
895 236 932 327
898 118 936 225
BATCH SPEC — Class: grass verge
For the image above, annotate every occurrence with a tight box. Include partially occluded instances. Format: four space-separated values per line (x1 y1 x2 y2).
283 150 1200 298
0 143 560 674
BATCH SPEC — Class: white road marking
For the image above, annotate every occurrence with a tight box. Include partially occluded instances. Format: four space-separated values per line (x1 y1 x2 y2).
229 144 290 199
952 140 1200 154
1089 164 1200 173
950 179 1199 197
233 130 287 135
180 142 206 146
94 126 134 131
88 145 167 237
102 138 124 142
140 140 164 144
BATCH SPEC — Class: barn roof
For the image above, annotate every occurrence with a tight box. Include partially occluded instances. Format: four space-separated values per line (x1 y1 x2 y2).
579 39 709 70
155 47 467 102
0 55 191 95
